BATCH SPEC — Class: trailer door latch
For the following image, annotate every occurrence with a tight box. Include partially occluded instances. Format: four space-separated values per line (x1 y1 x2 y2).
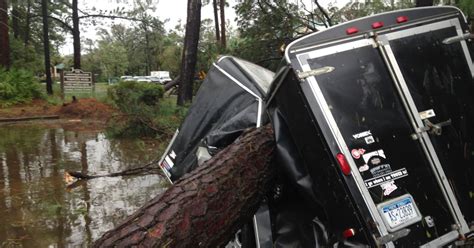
377 228 410 244
414 119 452 137
424 119 452 136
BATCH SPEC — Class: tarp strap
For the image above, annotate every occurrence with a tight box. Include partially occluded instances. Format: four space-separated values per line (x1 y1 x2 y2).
213 63 263 128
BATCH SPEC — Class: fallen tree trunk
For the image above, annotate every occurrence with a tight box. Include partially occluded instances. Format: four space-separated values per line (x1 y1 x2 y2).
93 125 275 247
164 75 180 91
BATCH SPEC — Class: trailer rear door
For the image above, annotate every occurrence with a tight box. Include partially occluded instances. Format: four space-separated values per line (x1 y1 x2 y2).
378 18 474 231
294 21 471 245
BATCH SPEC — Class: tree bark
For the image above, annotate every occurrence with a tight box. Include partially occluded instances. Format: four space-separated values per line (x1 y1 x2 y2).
164 75 180 91
143 23 151 76
24 0 31 46
11 0 19 39
219 0 226 49
315 0 332 27
0 0 10 69
72 0 81 69
41 0 53 95
178 0 201 106
213 0 220 43
93 125 275 247
415 0 433 7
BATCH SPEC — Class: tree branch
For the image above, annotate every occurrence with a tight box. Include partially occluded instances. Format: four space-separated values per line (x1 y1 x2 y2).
78 14 140 22
30 14 73 32
314 0 332 27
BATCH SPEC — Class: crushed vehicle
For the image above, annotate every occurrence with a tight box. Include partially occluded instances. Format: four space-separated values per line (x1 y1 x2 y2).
159 6 474 247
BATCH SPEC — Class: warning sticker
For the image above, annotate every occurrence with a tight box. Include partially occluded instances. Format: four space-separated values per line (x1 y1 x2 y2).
365 168 408 188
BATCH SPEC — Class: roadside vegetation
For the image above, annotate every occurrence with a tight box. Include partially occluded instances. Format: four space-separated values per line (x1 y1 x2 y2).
106 81 187 138
0 69 44 107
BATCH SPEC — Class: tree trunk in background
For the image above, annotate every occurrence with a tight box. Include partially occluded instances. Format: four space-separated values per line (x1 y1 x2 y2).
415 0 433 7
93 125 275 247
11 0 19 39
24 0 32 46
0 0 10 69
144 25 151 76
72 0 81 69
213 0 220 43
178 0 201 106
219 0 226 49
42 0 53 95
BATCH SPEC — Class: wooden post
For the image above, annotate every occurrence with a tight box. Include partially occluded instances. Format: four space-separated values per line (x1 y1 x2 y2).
60 70 64 101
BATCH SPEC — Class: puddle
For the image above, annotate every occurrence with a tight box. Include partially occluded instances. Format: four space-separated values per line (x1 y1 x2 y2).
0 121 169 247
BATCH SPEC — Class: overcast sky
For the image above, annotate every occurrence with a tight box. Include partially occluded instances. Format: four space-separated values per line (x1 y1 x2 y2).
60 0 237 54
61 0 347 55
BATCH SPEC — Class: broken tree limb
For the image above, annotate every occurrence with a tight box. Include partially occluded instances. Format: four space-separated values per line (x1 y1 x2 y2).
164 75 180 91
66 164 160 179
65 159 162 180
93 124 275 247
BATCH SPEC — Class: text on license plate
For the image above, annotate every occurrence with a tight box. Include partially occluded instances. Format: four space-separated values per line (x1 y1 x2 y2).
381 197 418 228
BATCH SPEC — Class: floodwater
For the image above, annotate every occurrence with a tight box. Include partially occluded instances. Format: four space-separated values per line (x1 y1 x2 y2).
0 121 169 247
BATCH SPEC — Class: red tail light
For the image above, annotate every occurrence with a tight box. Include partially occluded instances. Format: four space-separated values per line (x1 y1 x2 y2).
346 27 359 35
396 16 408 23
343 228 356 238
372 21 384 29
336 153 351 175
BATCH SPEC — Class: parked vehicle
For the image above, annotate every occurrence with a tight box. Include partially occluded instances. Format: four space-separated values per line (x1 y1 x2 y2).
150 71 172 84
159 7 474 248
120 75 133 80
146 76 162 83
133 76 152 83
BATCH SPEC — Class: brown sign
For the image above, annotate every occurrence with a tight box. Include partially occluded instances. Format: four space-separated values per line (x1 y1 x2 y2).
62 69 94 93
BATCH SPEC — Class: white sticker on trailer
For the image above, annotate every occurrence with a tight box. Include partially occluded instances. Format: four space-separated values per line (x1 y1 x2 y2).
170 150 177 159
365 168 408 188
362 149 386 164
353 130 372 139
165 156 175 169
419 109 436 120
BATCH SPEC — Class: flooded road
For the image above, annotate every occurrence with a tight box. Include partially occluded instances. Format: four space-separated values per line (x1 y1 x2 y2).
0 121 169 247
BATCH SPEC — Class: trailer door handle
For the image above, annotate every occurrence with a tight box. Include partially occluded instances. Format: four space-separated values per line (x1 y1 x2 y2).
443 33 474 44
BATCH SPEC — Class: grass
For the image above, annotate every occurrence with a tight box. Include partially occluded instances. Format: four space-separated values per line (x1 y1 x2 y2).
44 82 111 105
155 96 188 136
104 82 187 138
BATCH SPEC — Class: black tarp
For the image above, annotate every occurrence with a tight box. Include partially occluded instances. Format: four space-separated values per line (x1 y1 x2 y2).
159 56 274 182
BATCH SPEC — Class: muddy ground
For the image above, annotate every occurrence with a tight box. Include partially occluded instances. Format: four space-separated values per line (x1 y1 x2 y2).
0 98 116 121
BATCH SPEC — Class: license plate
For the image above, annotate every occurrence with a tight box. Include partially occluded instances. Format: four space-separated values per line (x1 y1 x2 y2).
377 194 421 231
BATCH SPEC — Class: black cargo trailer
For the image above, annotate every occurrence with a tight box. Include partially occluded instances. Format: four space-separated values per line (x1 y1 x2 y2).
157 6 473 248
267 6 474 247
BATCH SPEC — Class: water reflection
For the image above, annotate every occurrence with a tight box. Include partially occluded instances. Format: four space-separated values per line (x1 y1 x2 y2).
0 121 168 247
